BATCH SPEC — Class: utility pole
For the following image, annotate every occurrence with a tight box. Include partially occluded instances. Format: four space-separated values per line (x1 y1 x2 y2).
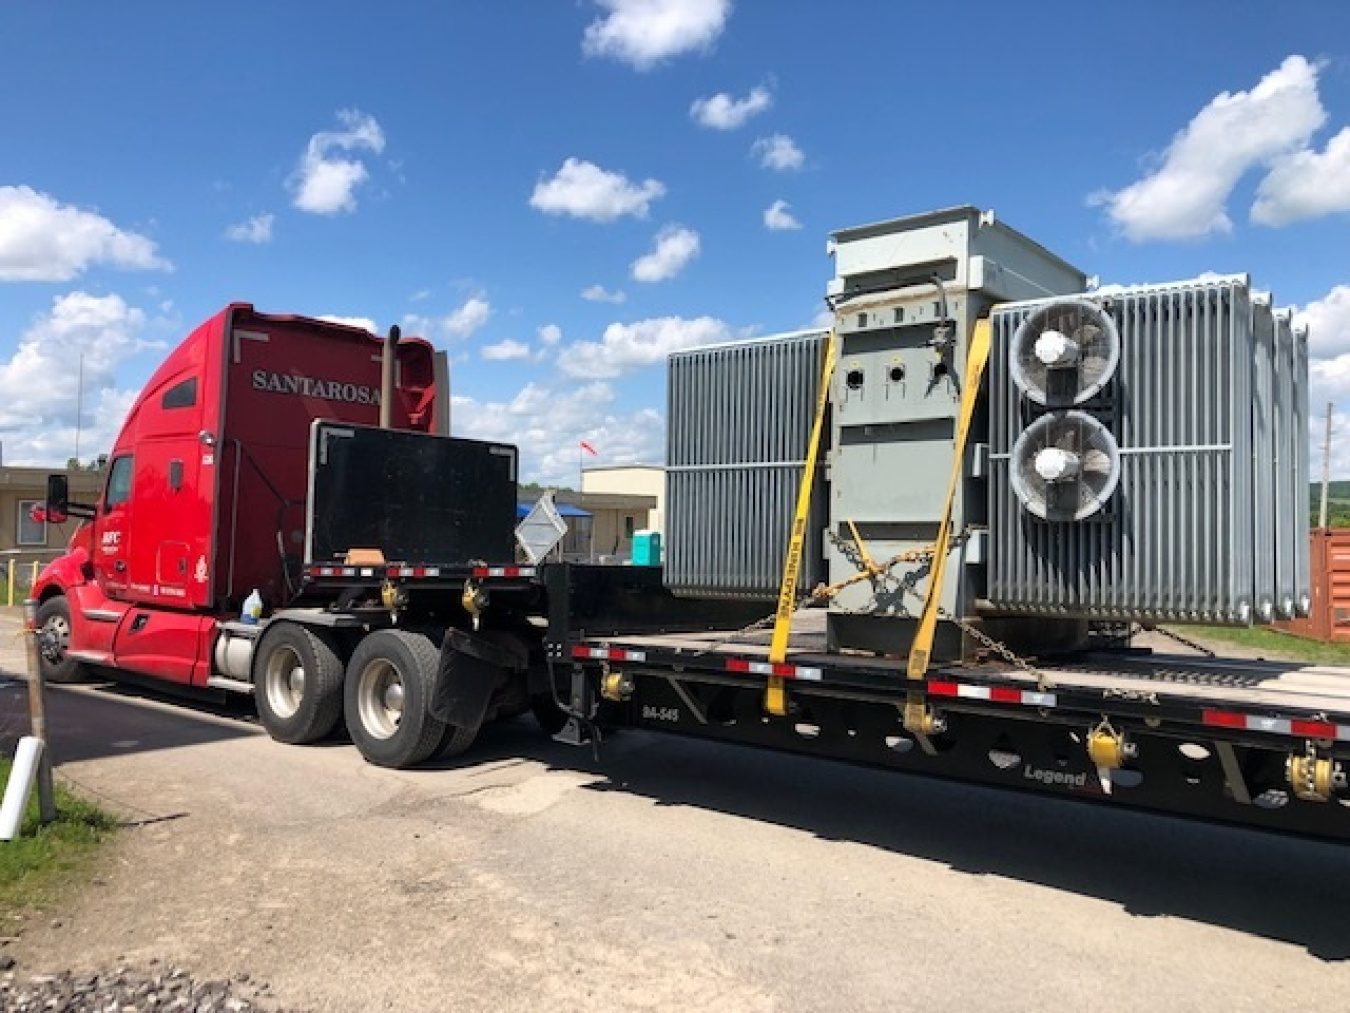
73 352 84 466
1319 402 1333 530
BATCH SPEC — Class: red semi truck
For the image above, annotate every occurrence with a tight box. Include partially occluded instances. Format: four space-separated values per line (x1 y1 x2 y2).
29 300 1350 842
32 304 540 767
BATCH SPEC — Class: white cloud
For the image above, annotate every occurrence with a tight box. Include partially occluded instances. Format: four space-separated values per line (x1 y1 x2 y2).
752 134 805 172
481 339 533 362
559 315 733 379
443 296 491 338
224 213 274 244
810 306 835 330
1311 356 1350 409
582 0 731 70
0 185 170 282
0 292 164 463
631 225 700 282
1252 126 1350 226
530 158 665 222
764 199 801 230
538 323 563 346
402 295 492 341
581 284 628 304
316 314 378 334
1090 55 1326 242
452 380 664 486
1295 285 1350 359
691 84 771 130
1299 284 1350 478
290 109 386 215
1309 364 1350 478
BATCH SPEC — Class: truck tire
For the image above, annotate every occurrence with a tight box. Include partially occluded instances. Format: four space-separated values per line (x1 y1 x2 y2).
344 630 446 768
253 623 345 744
434 721 479 759
35 595 89 684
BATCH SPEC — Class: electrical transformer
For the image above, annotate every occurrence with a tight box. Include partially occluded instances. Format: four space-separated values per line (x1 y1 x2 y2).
665 330 830 599
823 207 1087 657
662 205 1311 662
986 277 1311 625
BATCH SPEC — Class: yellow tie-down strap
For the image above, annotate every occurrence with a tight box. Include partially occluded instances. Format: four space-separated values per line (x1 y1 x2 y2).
765 330 836 715
906 317 992 681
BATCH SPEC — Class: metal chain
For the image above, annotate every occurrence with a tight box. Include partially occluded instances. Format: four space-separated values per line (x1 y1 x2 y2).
1148 624 1217 658
828 529 1050 685
688 597 812 656
691 536 1051 691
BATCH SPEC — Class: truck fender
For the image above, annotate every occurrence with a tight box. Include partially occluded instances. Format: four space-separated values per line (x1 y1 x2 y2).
432 628 528 731
32 544 91 601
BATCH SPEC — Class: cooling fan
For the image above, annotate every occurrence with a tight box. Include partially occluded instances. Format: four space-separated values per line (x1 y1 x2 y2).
1010 298 1120 406
1010 411 1121 522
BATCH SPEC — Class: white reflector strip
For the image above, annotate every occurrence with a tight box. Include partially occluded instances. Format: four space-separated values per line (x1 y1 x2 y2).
928 681 1058 709
725 658 823 681
1202 710 1350 741
472 566 538 578
572 647 647 662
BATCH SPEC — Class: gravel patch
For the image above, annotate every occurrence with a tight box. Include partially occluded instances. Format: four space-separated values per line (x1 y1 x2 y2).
0 958 306 1012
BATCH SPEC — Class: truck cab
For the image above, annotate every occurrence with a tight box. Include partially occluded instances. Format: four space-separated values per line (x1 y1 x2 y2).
32 304 443 687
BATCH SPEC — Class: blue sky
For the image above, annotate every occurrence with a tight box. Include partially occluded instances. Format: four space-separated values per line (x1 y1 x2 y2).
2 0 1349 483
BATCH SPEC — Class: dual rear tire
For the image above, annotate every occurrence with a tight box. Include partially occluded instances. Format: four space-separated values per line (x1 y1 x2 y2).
252 624 477 768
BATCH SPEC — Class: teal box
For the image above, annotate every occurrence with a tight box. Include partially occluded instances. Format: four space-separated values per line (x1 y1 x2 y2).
632 529 662 566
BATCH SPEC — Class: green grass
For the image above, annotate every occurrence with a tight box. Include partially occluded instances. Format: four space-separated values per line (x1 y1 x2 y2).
0 759 116 914
1178 625 1350 666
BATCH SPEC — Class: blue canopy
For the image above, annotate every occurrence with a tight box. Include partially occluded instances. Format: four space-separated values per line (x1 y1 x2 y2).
517 502 592 519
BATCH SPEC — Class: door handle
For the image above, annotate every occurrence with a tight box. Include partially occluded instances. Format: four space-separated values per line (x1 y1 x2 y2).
115 560 127 572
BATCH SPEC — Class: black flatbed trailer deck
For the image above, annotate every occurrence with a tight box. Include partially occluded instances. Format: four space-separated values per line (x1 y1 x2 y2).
547 578 1350 842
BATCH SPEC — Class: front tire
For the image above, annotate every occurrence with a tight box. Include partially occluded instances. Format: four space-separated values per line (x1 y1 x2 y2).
35 596 88 684
252 623 345 744
344 630 446 768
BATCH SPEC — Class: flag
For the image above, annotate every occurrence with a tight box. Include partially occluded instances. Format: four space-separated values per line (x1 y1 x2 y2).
580 440 598 456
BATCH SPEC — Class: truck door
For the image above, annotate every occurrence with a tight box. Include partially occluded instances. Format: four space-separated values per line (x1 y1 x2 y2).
92 454 134 599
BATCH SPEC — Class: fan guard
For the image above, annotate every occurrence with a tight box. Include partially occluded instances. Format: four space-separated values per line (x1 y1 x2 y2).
1010 298 1120 406
1010 411 1121 522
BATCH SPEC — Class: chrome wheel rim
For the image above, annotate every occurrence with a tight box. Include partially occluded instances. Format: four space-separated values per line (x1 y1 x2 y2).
264 645 306 719
40 614 70 664
357 659 404 740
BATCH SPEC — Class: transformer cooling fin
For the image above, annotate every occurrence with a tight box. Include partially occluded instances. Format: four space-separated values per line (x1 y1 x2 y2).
1010 298 1120 406
1009 411 1121 522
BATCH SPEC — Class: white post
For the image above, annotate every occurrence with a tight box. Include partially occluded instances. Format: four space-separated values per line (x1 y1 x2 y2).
0 737 46 840
22 598 56 824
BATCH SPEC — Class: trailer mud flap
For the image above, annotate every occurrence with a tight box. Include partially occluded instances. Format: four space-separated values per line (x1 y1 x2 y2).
432 629 527 729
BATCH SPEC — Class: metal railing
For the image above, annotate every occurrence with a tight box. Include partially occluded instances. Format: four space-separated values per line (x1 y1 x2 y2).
1 551 58 606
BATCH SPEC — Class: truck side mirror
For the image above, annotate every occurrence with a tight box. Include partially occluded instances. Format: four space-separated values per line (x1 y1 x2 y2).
42 473 95 521
46 474 70 517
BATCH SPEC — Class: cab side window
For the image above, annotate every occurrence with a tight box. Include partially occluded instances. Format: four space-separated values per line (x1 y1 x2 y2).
104 455 134 512
161 377 198 409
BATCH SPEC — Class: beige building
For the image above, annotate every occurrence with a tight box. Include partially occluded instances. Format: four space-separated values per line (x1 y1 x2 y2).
0 467 104 587
528 489 656 563
582 465 665 535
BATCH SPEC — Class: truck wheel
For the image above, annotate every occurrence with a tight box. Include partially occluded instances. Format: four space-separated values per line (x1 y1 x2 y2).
253 623 344 744
35 596 88 684
344 630 446 768
434 721 479 759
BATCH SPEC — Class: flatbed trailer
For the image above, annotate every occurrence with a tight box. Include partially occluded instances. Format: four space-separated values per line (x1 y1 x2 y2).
538 565 1350 843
